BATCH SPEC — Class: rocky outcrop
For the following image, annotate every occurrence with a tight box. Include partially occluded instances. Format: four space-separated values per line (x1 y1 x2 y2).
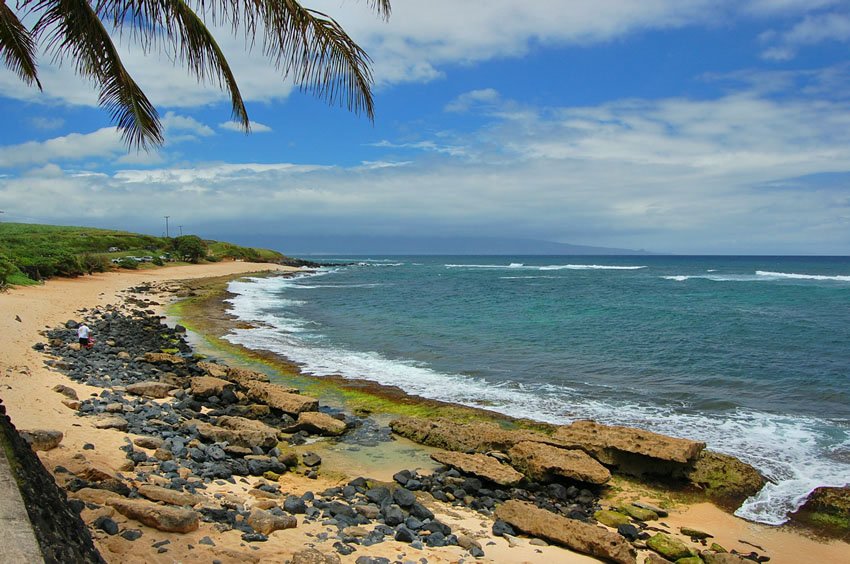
107 498 200 533
19 429 63 451
125 381 176 399
91 414 129 431
508 441 611 485
243 381 318 415
137 484 205 507
189 416 280 449
224 366 270 387
197 360 228 379
495 500 636 564
791 485 850 533
548 420 704 466
389 417 536 453
189 375 233 398
683 451 765 503
286 411 347 436
431 451 525 486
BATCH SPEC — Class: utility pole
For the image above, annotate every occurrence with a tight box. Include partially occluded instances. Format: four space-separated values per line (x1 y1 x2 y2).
164 216 170 238
179 225 183 236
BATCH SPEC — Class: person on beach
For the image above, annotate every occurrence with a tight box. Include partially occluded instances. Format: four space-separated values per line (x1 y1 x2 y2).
77 323 92 349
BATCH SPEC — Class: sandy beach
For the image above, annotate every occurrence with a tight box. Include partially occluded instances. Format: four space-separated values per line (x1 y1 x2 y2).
1 262 846 564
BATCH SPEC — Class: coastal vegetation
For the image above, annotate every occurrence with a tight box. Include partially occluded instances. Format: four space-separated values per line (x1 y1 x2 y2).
0 222 291 285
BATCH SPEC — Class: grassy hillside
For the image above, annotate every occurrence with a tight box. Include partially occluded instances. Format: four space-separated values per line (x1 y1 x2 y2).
0 222 301 286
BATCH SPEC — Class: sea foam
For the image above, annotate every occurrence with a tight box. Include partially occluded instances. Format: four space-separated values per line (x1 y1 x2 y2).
446 263 646 271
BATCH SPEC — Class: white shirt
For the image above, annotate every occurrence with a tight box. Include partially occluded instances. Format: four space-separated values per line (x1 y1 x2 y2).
77 325 90 339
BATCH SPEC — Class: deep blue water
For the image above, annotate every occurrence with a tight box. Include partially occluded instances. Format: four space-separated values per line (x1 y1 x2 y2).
223 256 850 525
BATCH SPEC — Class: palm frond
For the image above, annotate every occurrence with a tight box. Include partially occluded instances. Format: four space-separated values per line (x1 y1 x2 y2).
0 0 42 88
97 0 249 131
33 0 162 148
259 1 376 120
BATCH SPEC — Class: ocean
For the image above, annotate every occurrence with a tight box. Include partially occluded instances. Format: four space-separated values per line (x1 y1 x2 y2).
222 255 850 526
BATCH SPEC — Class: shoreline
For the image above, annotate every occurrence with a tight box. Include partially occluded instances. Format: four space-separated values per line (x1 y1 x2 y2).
0 263 846 563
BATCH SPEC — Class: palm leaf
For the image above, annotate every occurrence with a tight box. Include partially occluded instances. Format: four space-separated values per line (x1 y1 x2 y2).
97 0 249 131
0 0 41 88
33 0 162 148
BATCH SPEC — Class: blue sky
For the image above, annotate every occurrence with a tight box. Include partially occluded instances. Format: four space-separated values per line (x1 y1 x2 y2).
2 1 850 254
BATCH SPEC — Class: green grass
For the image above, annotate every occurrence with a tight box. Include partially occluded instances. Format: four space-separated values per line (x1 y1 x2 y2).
0 222 291 285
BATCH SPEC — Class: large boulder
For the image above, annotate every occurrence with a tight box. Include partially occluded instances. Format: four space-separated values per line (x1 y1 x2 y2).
107 498 199 533
246 508 297 534
548 420 705 466
286 412 347 436
142 352 185 365
243 382 318 415
389 417 537 453
508 441 611 485
189 376 234 399
137 484 205 507
197 361 229 379
790 485 850 533
19 429 64 451
190 416 279 448
495 500 635 564
125 381 176 399
91 415 129 431
431 451 525 486
646 533 695 561
683 451 765 503
224 366 270 387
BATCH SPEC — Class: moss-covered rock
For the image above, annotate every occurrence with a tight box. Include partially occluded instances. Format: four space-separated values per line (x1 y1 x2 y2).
684 451 765 505
674 557 703 564
619 503 659 521
594 509 632 527
790 486 850 536
647 533 695 561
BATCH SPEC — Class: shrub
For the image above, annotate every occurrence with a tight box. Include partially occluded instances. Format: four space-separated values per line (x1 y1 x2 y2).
116 257 139 269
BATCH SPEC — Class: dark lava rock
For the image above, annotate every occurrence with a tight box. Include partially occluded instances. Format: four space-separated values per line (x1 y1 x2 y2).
284 495 308 514
382 504 405 526
492 519 516 537
394 526 416 543
617 523 640 541
355 558 390 564
393 470 412 485
94 516 119 535
199 536 215 546
241 532 268 542
392 487 416 508
120 529 142 541
302 452 322 467
334 542 356 555
365 486 391 505
409 502 434 521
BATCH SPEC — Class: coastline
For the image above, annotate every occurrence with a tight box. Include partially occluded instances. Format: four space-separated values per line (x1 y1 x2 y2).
0 263 845 563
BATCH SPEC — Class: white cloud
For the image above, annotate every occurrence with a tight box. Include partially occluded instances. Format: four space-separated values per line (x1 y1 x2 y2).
760 11 850 59
219 120 273 133
0 128 124 168
30 117 65 130
445 89 501 113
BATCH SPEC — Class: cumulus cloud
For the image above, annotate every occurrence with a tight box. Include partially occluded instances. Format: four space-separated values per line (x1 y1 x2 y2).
760 10 850 59
219 120 273 133
4 81 850 253
0 128 123 168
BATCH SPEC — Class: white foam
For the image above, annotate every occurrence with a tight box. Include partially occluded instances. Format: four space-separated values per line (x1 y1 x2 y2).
445 263 646 271
756 270 850 282
222 271 850 526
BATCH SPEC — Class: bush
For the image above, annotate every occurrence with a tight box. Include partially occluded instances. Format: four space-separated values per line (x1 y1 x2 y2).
116 257 139 269
81 254 109 274
172 235 207 263
0 252 17 286
152 256 165 266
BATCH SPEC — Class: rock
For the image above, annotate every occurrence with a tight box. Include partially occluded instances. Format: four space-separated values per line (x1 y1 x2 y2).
702 552 754 564
508 441 611 485
246 508 297 534
223 366 270 386
133 436 164 450
646 533 695 561
549 420 704 466
284 495 308 514
243 381 318 415
189 376 234 398
675 557 705 564
19 429 63 451
69 487 122 505
594 509 632 528
632 501 669 518
393 487 416 508
65 319 79 329
62 399 82 410
107 498 200 533
197 361 229 379
684 451 766 504
126 381 176 399
120 529 142 541
619 504 659 521
496 501 635 563
390 416 536 453
137 484 205 507
287 411 347 436
291 548 342 564
142 352 185 365
52 384 78 400
302 452 322 467
644 554 672 564
430 450 525 486
92 415 129 431
617 523 640 541
680 527 712 539
190 416 279 449
791 485 850 532
94 515 119 535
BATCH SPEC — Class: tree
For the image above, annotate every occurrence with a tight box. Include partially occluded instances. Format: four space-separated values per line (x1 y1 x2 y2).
172 234 206 263
0 0 391 149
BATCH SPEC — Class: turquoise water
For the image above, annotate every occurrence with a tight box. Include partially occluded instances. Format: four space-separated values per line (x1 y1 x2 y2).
223 256 850 525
